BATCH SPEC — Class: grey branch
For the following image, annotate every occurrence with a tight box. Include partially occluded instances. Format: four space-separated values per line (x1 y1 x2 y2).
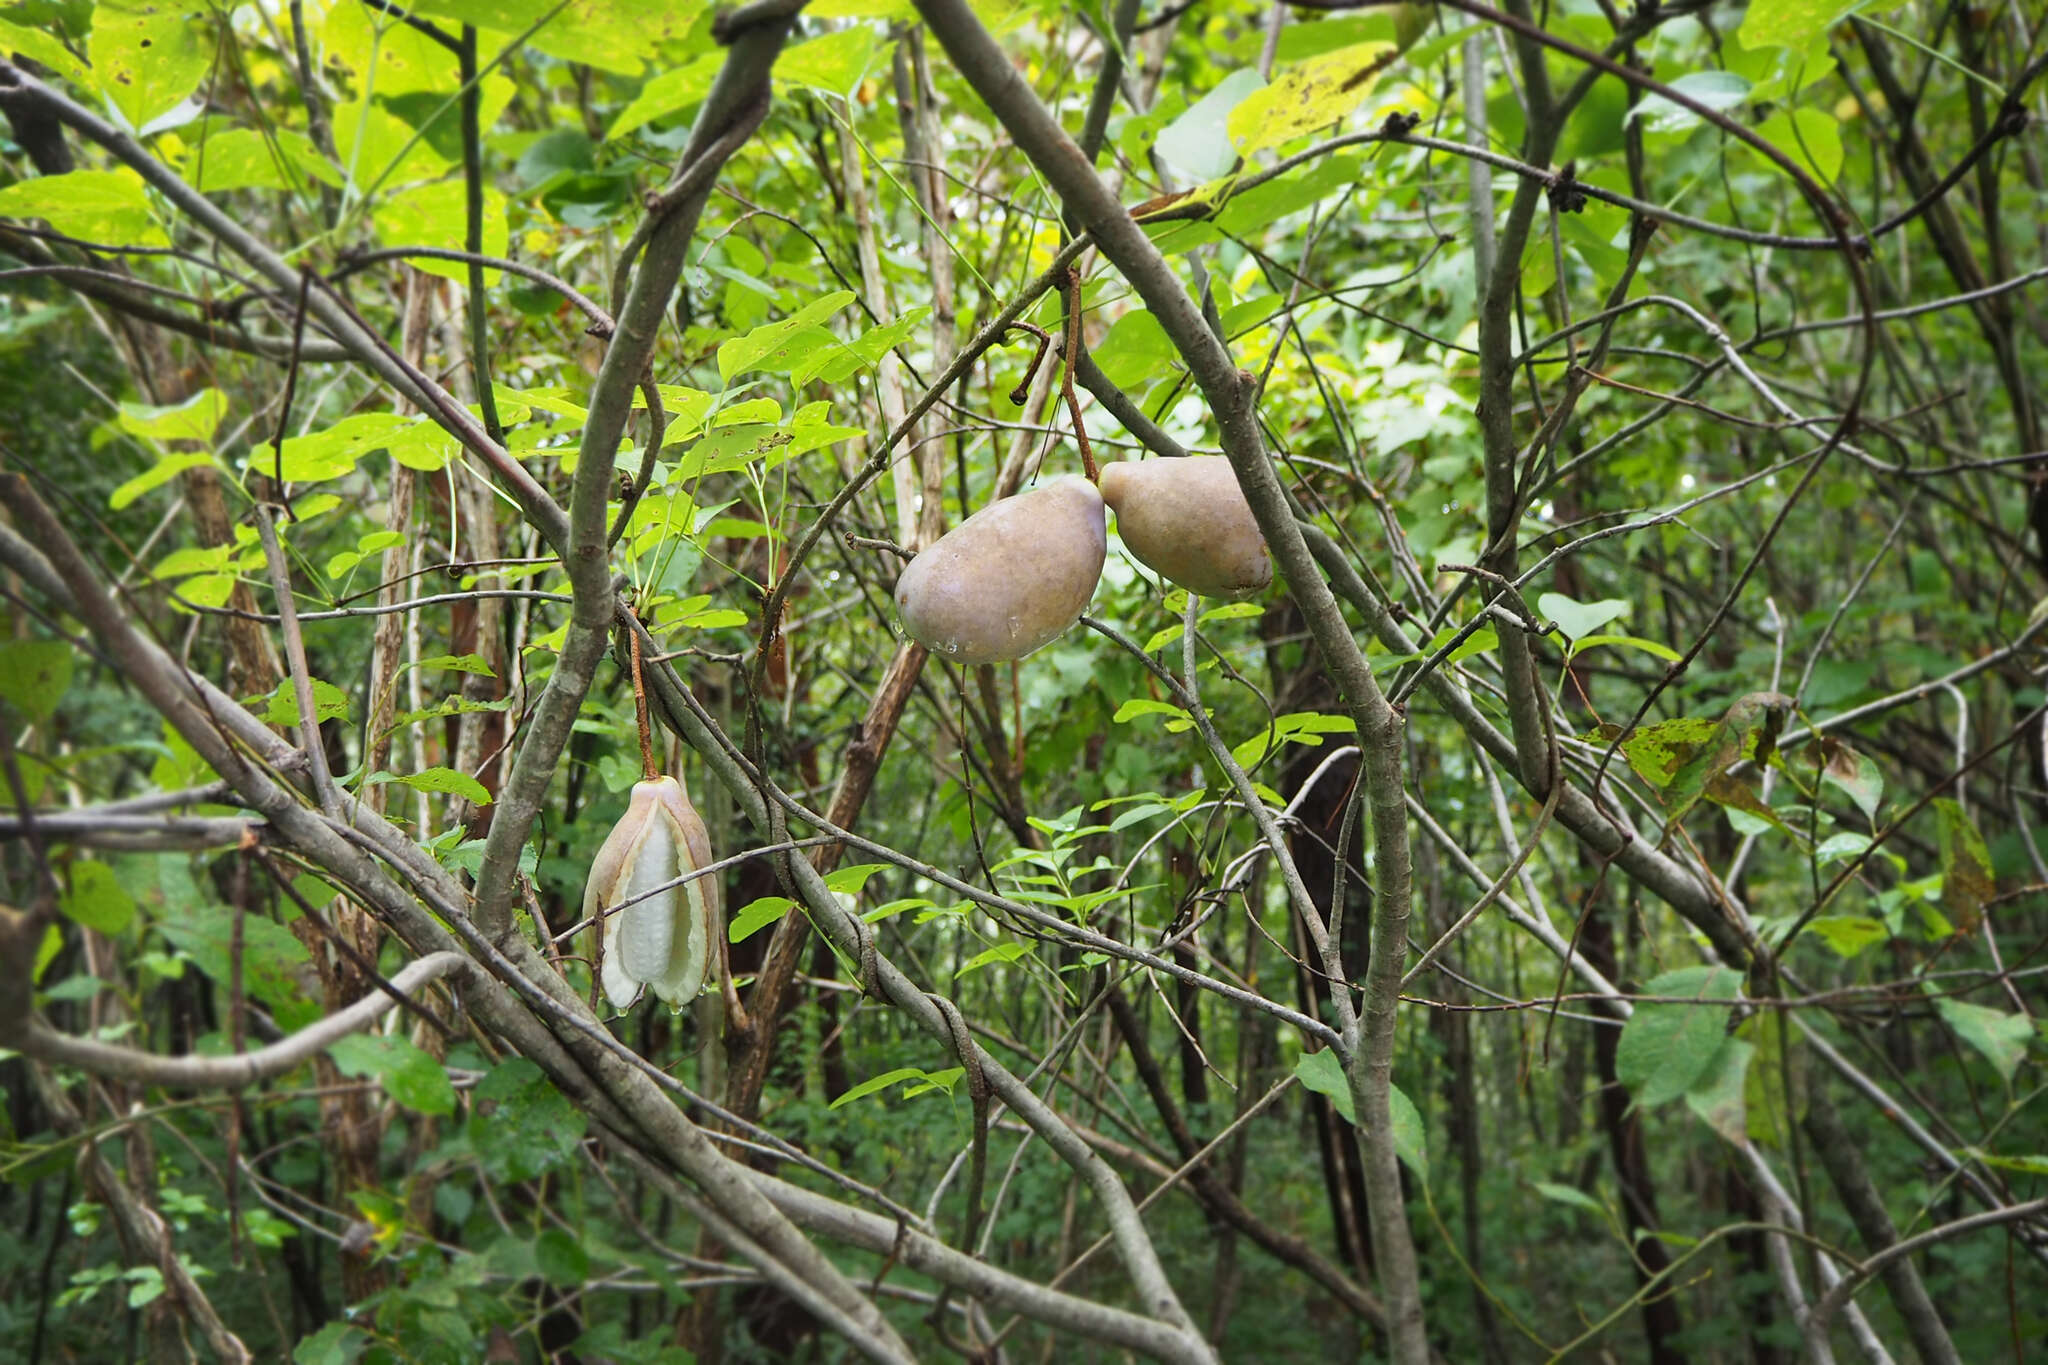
16 952 475 1089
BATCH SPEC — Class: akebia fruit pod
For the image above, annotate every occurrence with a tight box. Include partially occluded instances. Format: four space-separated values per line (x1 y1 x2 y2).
894 475 1107 664
582 774 721 1011
1099 456 1272 600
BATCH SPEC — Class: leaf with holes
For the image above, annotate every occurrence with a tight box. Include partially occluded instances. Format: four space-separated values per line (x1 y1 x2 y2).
89 0 216 130
1934 799 1994 929
0 640 73 723
1228 42 1396 158
369 767 491 806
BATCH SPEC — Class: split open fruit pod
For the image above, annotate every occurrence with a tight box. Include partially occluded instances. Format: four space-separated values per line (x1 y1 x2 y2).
582 774 721 1011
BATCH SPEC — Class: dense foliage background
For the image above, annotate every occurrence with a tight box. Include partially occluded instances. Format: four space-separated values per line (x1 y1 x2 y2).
2 0 2046 1361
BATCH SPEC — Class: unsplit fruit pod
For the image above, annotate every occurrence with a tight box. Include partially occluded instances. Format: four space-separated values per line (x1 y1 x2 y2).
1099 457 1272 600
893 475 1107 664
582 775 721 1011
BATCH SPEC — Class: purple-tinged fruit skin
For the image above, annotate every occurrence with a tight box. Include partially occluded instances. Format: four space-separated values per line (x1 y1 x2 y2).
894 476 1107 664
582 775 721 1011
1099 457 1272 600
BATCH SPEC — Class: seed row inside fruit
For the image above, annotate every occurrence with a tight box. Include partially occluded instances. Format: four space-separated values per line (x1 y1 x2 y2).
892 459 1272 663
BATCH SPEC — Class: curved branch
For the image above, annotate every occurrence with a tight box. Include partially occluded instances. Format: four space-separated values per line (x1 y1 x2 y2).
17 952 475 1089
1802 1199 2048 1358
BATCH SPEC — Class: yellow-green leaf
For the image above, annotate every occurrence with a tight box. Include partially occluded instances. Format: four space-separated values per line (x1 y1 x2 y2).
0 640 74 722
89 0 216 130
118 388 227 445
0 168 168 247
111 452 218 510
189 127 343 193
374 180 509 283
0 20 92 84
1754 107 1843 183
1228 41 1395 158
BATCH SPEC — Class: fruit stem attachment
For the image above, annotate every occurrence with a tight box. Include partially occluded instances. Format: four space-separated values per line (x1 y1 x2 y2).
1060 263 1099 484
629 627 658 781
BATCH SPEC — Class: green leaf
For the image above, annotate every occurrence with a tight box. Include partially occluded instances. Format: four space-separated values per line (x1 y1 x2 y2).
830 1065 956 1108
1149 69 1260 181
1611 715 1715 786
1932 996 2031 1083
717 291 856 383
328 1032 456 1116
470 1059 586 1182
863 897 936 923
1615 965 1742 1109
823 863 890 897
0 639 73 722
1387 1081 1428 1182
1740 0 1853 51
1804 915 1888 958
369 767 491 806
1538 592 1629 642
899 1067 965 1099
1702 771 1791 834
62 861 136 936
668 425 791 480
382 697 509 734
413 653 497 677
1754 107 1843 182
0 20 92 85
728 896 793 944
956 941 1030 977
262 679 354 727
1294 1050 1427 1179
1532 1180 1605 1216
34 922 63 982
119 388 229 444
1742 1012 1801 1148
189 127 343 193
1113 698 1193 728
534 1227 589 1287
775 25 884 95
1569 633 1681 662
606 53 725 139
0 168 167 247
1230 712 1357 770
110 452 218 509
125 1268 164 1309
269 412 421 483
374 180 509 284
409 0 702 75
1295 1048 1355 1123
1093 310 1177 391
89 0 215 129
1629 69 1751 134
1814 831 1871 865
1961 1148 2048 1177
1683 1037 1754 1144
791 306 932 386
1661 693 1794 831
156 905 317 1031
